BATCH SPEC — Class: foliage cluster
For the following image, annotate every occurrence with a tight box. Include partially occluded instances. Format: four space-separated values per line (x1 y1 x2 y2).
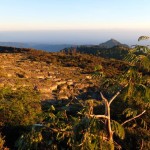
0 87 42 149
62 45 129 60
0 88 42 126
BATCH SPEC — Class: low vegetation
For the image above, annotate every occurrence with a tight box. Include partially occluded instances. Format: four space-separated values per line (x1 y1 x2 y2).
0 37 150 149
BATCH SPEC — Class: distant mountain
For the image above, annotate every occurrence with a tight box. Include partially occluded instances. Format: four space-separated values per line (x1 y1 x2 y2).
99 39 129 48
0 39 129 52
0 42 72 52
62 39 130 60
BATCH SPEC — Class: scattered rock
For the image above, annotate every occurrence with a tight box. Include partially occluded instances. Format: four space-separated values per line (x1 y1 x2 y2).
58 94 68 100
56 81 66 85
0 52 99 100
67 80 74 85
86 75 92 79
36 75 45 79
50 84 58 91
7 73 13 77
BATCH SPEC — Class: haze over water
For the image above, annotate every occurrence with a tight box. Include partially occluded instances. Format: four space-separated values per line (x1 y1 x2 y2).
0 29 150 46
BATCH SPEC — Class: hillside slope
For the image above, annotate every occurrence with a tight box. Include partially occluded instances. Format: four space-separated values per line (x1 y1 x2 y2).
0 46 127 100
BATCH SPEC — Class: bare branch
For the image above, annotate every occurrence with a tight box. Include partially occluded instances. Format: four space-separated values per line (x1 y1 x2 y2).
100 92 108 116
121 110 146 126
109 91 121 106
90 114 109 120
109 84 128 106
100 92 108 103
140 139 144 150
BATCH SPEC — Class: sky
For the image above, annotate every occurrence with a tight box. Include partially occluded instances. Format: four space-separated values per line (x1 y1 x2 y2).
0 0 150 44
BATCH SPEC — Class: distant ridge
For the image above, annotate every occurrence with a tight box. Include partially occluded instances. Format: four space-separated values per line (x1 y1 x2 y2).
0 39 129 52
61 38 130 60
0 42 72 52
99 39 129 48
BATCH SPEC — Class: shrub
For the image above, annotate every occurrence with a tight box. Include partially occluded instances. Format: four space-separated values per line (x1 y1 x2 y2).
0 87 42 126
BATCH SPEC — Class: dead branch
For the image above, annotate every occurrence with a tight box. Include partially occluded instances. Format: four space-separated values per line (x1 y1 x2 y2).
90 114 109 119
100 92 108 116
100 92 108 103
109 84 128 105
121 110 146 126
109 91 121 106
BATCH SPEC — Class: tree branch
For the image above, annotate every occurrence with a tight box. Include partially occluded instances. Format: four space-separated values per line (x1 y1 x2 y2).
100 92 108 103
109 91 121 106
100 92 108 116
90 114 109 119
109 84 128 106
121 110 146 126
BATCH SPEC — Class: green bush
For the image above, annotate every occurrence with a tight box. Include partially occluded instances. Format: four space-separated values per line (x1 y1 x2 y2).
0 87 42 126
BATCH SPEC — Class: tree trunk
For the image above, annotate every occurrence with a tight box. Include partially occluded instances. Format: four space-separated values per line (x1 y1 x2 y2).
107 105 114 150
100 93 114 150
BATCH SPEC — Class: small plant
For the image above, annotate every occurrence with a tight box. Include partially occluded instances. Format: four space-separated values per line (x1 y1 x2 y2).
0 133 8 150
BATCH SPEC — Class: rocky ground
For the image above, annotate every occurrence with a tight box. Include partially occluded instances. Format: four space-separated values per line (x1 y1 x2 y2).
0 52 100 101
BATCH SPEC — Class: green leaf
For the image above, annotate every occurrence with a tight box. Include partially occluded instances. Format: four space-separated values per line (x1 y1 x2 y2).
111 120 125 139
50 105 55 111
123 108 137 118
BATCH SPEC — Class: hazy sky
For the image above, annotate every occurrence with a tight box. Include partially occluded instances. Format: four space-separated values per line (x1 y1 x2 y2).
0 0 150 44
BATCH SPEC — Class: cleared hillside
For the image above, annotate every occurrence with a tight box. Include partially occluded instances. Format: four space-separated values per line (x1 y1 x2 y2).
0 46 128 100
